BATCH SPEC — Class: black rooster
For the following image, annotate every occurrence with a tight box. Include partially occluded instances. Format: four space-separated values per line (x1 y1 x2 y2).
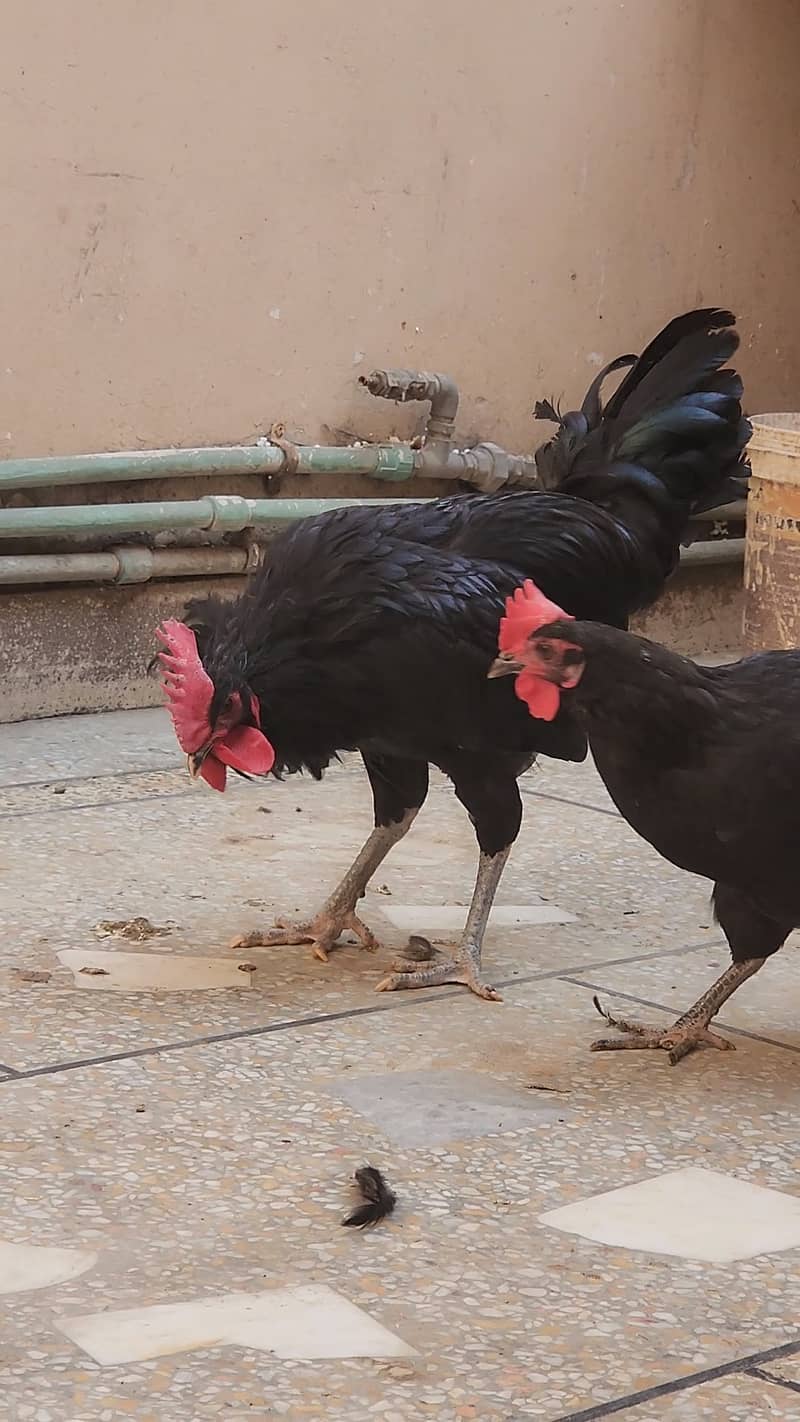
490 600 798 1062
157 309 749 1001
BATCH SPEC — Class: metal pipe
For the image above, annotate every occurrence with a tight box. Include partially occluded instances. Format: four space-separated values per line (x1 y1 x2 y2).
0 494 429 541
359 368 459 425
0 545 252 586
0 489 748 552
434 444 531 493
679 538 744 567
360 368 460 466
0 438 748 513
0 529 742 589
0 436 539 495
0 441 416 491
690 499 746 524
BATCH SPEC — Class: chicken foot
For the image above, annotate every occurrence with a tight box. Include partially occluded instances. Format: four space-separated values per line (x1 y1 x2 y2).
229 810 417 963
375 848 510 1002
590 957 766 1065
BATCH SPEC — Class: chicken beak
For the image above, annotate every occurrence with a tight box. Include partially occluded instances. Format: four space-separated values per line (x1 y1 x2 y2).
186 747 210 779
488 652 522 679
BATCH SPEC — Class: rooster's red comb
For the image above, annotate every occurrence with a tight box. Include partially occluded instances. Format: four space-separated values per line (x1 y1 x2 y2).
155 619 215 754
498 580 572 656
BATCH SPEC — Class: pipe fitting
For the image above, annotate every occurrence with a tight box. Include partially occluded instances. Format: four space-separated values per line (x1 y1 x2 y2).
111 546 155 584
360 368 459 420
297 442 416 483
454 443 510 495
416 442 539 494
361 368 459 464
203 495 257 533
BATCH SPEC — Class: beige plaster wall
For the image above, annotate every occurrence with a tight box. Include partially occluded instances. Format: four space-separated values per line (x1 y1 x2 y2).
0 1 798 462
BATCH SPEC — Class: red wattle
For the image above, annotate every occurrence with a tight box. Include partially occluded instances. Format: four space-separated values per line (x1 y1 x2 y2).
214 726 276 776
200 755 228 792
514 670 560 722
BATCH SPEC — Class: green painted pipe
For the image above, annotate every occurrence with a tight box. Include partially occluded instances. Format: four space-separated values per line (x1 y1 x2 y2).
0 438 746 522
0 537 741 587
0 441 416 491
0 491 746 544
0 545 251 586
0 494 427 541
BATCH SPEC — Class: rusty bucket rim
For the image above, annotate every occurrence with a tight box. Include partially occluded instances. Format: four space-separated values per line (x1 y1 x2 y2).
748 413 800 478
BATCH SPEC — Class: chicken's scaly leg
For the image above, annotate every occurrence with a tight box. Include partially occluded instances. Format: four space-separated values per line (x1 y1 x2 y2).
230 810 417 962
591 957 766 1065
377 753 527 1002
376 847 510 1001
230 754 430 964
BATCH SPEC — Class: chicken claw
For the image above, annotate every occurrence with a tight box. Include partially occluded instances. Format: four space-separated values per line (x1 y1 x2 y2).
376 949 502 1002
229 910 381 964
590 994 734 1065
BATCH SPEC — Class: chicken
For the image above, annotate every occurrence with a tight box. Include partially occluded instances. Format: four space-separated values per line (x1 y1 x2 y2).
489 582 799 1062
156 308 749 1002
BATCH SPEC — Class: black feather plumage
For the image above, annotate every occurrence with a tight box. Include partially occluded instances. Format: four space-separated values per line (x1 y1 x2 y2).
342 1167 397 1229
532 308 749 586
533 397 561 424
166 309 750 991
527 621 800 1061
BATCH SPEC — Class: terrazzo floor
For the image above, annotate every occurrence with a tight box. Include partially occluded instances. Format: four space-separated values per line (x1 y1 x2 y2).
1 708 799 1421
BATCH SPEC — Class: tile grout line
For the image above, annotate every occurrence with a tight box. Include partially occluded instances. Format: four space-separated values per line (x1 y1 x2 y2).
745 1365 800 1395
0 789 198 821
0 764 182 791
561 976 800 1055
0 762 365 792
0 940 723 1085
552 1336 800 1421
1 778 617 824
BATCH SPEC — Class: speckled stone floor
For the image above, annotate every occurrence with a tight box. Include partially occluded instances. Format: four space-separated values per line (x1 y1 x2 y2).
1 709 799 1422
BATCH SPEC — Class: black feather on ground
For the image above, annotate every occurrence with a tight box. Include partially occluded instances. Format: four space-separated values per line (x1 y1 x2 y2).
342 1167 397 1229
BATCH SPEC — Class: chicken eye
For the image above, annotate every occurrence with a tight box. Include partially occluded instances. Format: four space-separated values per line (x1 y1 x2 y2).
536 643 553 662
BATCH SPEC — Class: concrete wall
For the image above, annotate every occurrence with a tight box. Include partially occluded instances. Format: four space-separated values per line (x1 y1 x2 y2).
1 1 798 721
1 0 799 462
0 561 745 725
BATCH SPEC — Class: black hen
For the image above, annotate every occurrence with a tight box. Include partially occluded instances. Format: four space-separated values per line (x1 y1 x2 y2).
494 615 799 1063
159 308 749 1001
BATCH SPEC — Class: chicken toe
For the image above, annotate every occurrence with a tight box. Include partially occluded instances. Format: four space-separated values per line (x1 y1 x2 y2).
590 994 734 1064
376 848 509 1002
376 951 502 1002
229 910 381 964
226 814 416 965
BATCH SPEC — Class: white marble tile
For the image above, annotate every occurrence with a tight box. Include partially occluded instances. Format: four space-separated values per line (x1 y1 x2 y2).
540 1166 800 1263
0 1240 97 1294
57 949 256 992
379 902 575 932
56 1284 416 1365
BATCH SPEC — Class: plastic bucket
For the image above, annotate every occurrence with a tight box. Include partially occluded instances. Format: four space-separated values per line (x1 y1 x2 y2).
743 414 800 651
